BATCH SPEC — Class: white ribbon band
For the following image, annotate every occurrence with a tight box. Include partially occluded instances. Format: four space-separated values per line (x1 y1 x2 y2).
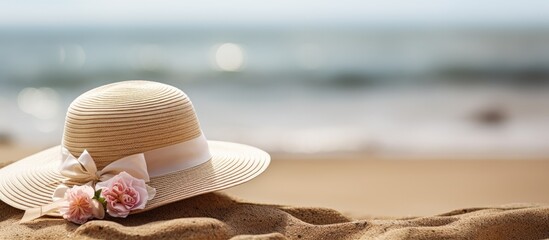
144 134 211 177
60 133 212 180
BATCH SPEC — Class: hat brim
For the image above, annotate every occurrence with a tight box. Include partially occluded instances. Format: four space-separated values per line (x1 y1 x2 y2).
0 141 270 216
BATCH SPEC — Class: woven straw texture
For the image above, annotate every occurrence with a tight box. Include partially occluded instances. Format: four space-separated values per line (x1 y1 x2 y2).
0 80 270 214
64 80 203 169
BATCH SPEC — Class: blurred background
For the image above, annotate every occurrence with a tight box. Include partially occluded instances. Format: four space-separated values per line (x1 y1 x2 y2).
1 0 549 158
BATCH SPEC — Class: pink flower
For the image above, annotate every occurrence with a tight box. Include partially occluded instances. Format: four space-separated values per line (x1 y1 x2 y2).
96 172 153 218
59 185 104 224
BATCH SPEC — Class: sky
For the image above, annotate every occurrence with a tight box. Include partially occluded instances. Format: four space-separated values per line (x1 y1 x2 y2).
1 0 549 28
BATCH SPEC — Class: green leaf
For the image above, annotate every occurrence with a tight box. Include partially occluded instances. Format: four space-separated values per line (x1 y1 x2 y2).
94 189 102 199
93 189 107 208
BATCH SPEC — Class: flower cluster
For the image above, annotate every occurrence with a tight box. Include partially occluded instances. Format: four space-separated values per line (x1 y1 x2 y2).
60 172 153 224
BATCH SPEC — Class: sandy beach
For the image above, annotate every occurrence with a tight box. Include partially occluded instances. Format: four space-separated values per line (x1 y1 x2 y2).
3 2 549 238
1 146 549 239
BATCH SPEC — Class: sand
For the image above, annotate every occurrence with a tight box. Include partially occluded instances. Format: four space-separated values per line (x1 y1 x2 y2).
1 147 549 239
1 193 548 239
224 154 549 218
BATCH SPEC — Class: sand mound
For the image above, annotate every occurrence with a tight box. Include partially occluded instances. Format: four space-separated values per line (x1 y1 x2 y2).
2 159 549 239
1 192 548 240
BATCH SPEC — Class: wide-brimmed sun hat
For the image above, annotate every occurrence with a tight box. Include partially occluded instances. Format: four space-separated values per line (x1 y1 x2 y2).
0 80 270 223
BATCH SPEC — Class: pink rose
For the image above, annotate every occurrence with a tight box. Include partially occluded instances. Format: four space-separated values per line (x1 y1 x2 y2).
96 172 153 218
59 185 105 224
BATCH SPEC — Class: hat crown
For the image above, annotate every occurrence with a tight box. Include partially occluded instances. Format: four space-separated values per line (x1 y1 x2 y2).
62 80 202 169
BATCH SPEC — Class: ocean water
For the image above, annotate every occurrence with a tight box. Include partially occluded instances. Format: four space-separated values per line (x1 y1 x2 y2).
1 27 549 157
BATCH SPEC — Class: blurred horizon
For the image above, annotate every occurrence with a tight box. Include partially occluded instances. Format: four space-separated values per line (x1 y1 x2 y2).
1 1 549 158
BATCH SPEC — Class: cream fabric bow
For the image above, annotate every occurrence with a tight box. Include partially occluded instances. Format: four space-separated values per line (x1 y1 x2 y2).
21 149 155 223
58 148 150 184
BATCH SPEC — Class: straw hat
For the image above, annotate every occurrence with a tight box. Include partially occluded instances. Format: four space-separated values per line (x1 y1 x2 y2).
0 80 270 218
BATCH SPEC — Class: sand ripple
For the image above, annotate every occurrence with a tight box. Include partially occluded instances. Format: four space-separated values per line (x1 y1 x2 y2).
1 192 548 240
